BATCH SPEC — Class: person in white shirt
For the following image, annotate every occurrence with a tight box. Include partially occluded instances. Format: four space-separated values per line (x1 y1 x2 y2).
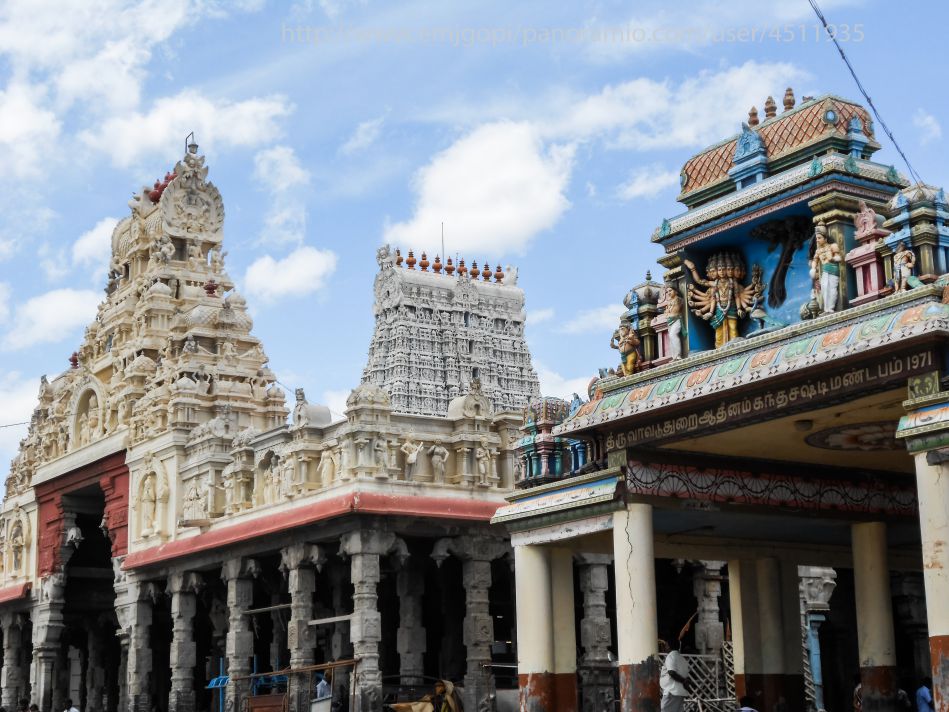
316 669 332 699
659 639 690 712
63 699 80 712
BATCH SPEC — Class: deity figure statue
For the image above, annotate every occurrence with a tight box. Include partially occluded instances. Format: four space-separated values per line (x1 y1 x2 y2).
184 480 207 520
400 437 424 479
87 395 100 439
660 286 685 359
684 253 764 348
117 397 129 425
139 473 158 536
10 521 24 574
893 241 917 293
187 242 203 269
220 340 238 363
475 442 491 484
77 412 90 448
854 200 880 239
317 447 338 486
514 457 526 481
809 223 842 314
373 438 388 469
609 317 640 376
214 465 238 514
281 456 297 498
428 441 449 482
210 245 227 273
183 334 199 354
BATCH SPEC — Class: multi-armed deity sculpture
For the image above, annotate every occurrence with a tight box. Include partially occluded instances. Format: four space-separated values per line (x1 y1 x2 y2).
684 253 764 349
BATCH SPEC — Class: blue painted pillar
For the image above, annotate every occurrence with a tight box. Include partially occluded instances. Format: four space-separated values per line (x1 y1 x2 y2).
806 611 827 711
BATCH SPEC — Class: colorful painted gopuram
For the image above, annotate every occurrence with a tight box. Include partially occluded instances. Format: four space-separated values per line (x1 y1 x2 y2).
495 90 949 712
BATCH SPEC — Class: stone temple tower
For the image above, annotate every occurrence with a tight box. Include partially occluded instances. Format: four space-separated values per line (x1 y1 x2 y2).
362 246 540 416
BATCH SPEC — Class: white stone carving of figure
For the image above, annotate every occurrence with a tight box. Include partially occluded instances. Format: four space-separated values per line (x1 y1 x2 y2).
10 521 24 574
893 241 917 293
400 437 424 480
317 447 338 486
210 245 227 273
188 242 202 269
428 441 449 483
183 334 199 354
139 473 158 536
87 395 100 440
214 465 237 514
220 340 238 364
268 455 281 503
117 397 129 425
373 438 388 469
475 442 491 484
281 456 296 499
77 412 90 448
184 480 206 520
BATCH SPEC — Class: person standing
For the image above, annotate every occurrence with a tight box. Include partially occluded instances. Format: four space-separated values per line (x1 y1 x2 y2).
660 638 690 712
916 677 935 712
64 699 80 712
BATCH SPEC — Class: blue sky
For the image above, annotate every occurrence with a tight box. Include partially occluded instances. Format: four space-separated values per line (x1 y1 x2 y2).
1 0 947 468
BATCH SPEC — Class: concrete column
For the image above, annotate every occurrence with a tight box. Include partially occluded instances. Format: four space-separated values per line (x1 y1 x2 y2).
396 563 426 685
341 530 404 712
852 522 898 712
515 544 555 712
613 504 660 712
550 548 578 712
914 452 949 712
168 572 203 712
728 559 762 703
223 558 259 710
745 558 784 709
578 554 613 712
32 573 66 712
282 544 321 712
1 613 28 708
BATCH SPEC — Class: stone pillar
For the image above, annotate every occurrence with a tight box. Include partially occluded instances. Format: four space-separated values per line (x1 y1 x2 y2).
224 558 259 710
341 529 405 712
282 543 323 711
852 522 898 712
578 554 613 712
397 562 426 685
32 573 66 712
613 504 660 712
800 566 837 712
550 548 578 712
121 583 156 712
85 624 106 712
693 560 726 655
514 544 555 712
1 613 28 708
168 571 203 712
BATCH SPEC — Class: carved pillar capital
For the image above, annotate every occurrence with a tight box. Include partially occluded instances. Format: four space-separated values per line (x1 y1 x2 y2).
340 529 408 565
221 557 260 583
431 534 509 566
280 543 326 573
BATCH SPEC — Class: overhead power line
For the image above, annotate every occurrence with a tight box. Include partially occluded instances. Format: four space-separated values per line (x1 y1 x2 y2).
808 0 924 186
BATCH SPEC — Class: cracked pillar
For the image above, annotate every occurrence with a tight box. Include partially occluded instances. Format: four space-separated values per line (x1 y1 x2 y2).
1 613 28 707
613 504 659 712
32 574 66 712
168 572 203 712
514 544 555 712
578 554 614 712
852 522 898 712
397 560 426 685
283 544 322 711
224 558 258 710
341 529 403 712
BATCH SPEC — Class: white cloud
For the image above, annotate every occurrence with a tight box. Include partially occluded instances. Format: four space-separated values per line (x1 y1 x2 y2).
617 164 680 200
253 146 311 246
322 389 350 419
254 145 311 193
2 288 100 350
244 246 338 303
529 308 555 325
914 109 942 145
0 371 41 473
0 282 10 323
339 116 385 154
81 90 294 169
543 61 809 150
559 304 624 334
385 121 574 257
0 82 61 179
73 217 119 268
534 361 593 401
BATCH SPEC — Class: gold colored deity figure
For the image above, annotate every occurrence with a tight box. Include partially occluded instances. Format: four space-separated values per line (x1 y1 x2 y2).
684 253 763 349
893 241 917 293
609 317 641 375
809 222 842 314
